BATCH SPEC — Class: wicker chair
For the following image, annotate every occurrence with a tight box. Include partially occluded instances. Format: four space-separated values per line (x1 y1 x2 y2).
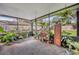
39 30 49 43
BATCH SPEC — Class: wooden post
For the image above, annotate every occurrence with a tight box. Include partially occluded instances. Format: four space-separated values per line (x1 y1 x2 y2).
35 19 38 38
77 8 79 39
54 21 61 46
31 20 33 36
16 18 19 33
48 14 50 40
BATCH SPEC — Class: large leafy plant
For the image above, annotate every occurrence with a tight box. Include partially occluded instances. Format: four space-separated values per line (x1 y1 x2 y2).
72 42 79 55
1 32 16 43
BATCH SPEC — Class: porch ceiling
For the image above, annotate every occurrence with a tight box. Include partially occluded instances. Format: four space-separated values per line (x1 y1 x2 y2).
0 3 75 20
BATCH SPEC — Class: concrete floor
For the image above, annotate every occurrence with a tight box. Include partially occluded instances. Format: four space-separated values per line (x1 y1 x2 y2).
0 37 70 55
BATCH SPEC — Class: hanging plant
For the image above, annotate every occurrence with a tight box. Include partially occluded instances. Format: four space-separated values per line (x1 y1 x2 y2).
56 9 74 25
39 22 48 27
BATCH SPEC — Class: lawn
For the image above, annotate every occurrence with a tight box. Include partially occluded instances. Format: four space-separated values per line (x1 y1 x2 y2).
62 30 77 37
50 29 77 37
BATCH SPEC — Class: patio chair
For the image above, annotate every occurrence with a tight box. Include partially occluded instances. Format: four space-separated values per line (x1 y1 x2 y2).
39 31 49 43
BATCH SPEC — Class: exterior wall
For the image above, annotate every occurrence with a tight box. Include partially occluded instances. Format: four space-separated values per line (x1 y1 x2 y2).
62 25 75 30
0 19 31 32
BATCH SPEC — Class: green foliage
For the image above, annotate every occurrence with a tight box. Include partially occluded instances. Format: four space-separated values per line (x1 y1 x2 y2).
57 9 73 18
0 36 3 41
74 42 79 50
72 49 79 55
62 30 77 36
72 42 79 55
0 26 4 32
0 32 16 43
56 9 74 25
18 32 27 38
39 22 48 27
62 30 71 36
49 30 54 36
61 35 79 55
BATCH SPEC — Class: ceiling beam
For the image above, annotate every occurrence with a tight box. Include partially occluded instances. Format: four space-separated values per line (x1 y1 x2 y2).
0 14 31 23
